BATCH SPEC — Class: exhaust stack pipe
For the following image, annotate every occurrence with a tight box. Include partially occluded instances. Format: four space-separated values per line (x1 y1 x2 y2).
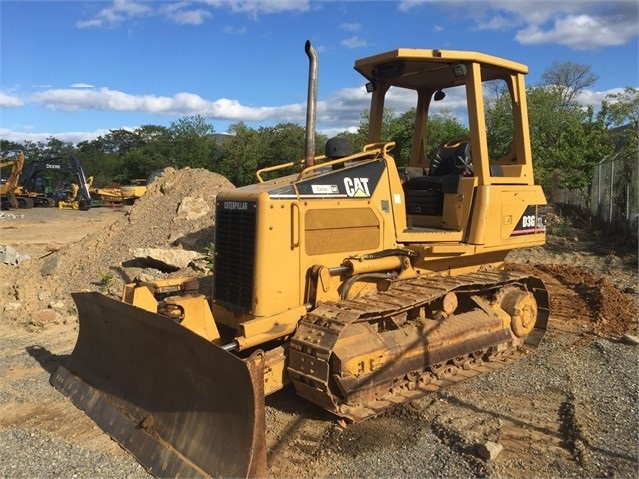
304 40 318 168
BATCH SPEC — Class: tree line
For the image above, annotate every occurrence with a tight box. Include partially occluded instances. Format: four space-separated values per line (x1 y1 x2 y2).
1 62 637 207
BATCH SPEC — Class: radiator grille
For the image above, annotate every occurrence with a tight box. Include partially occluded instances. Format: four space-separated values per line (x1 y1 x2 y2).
213 202 257 311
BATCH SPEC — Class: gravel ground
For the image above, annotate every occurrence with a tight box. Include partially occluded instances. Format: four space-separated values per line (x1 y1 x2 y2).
2 322 636 478
0 168 637 478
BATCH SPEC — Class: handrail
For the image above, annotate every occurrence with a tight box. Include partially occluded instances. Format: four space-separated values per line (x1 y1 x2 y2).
255 141 396 184
296 141 395 181
256 162 296 183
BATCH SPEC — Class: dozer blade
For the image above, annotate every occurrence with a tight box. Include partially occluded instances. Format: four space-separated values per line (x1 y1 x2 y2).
50 292 267 478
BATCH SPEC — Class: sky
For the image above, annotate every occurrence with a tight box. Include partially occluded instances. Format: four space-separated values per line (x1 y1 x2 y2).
1 0 638 146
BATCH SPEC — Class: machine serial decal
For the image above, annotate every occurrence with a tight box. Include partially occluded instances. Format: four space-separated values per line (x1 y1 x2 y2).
311 184 339 195
511 205 547 235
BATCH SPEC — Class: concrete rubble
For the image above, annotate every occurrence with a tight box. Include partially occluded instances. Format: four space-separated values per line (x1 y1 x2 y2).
477 441 503 461
0 245 30 265
132 247 203 271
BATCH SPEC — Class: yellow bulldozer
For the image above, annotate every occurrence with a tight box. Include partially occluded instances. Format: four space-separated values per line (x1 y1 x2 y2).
51 42 548 478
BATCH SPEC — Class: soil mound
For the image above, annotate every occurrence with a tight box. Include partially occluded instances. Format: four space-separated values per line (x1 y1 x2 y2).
507 262 638 337
1 167 234 325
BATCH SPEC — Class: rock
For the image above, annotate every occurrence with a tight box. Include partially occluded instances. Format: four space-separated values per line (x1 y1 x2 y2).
40 255 59 276
30 309 56 326
132 247 202 271
137 269 167 283
0 211 23 220
37 292 49 301
16 253 30 264
175 196 210 221
0 245 30 265
49 300 67 310
4 301 22 312
0 245 17 264
477 441 503 461
621 334 639 345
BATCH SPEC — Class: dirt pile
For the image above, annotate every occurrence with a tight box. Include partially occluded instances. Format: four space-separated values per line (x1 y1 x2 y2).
0 167 234 326
507 262 638 337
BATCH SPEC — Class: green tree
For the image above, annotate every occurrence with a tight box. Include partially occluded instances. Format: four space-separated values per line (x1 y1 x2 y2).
485 86 515 160
169 115 217 169
604 87 638 159
424 110 469 158
601 87 639 221
258 122 307 170
353 109 397 149
524 86 612 197
99 129 140 156
260 122 327 170
346 107 468 167
37 137 76 159
120 125 173 181
217 122 262 186
0 139 24 152
386 109 415 167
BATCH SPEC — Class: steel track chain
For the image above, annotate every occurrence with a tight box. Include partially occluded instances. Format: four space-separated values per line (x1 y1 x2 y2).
288 270 549 421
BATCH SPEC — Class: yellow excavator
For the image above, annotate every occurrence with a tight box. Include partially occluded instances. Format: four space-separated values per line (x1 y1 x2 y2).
51 42 548 478
14 155 92 209
0 151 34 209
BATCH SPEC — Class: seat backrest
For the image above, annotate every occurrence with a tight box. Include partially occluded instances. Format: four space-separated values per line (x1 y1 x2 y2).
397 166 425 183
429 141 472 177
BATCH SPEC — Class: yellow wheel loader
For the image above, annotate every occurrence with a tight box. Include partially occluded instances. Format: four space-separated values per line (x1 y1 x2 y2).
120 178 147 204
51 42 549 478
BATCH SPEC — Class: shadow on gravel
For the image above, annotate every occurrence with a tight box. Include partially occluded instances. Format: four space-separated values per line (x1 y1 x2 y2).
266 385 331 418
440 392 561 439
26 345 69 375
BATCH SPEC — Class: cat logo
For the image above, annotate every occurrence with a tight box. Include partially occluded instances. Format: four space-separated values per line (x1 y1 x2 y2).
344 177 370 197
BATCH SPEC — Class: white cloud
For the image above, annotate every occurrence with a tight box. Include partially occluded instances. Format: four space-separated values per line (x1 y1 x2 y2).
516 13 637 50
171 8 212 25
0 92 24 108
76 0 153 28
206 0 311 16
160 2 212 25
0 127 114 145
76 19 104 29
475 15 513 31
223 25 247 35
71 83 95 89
397 0 427 13
2 81 629 145
341 36 368 49
340 22 361 32
397 0 638 51
76 0 312 28
575 87 627 109
27 86 308 123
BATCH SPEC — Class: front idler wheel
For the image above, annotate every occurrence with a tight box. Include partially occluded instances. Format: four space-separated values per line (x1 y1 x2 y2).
501 289 538 338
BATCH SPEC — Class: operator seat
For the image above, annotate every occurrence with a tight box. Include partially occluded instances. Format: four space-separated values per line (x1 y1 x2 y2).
429 139 472 177
401 138 471 216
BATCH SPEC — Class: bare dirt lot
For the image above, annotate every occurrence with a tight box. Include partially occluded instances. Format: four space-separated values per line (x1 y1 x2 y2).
1 168 637 478
0 206 126 259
